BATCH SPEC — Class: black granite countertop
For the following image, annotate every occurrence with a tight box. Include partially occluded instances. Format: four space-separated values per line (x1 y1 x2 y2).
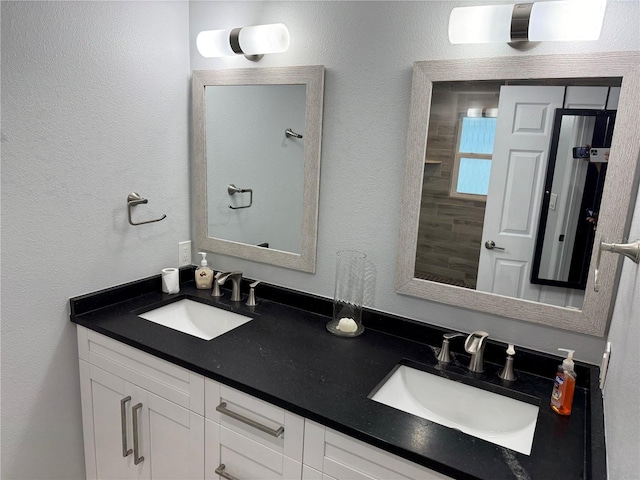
70 270 605 480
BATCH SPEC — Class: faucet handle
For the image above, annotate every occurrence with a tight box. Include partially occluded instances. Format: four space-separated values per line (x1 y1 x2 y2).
437 332 465 363
498 344 517 381
246 281 260 307
443 332 465 341
211 272 225 297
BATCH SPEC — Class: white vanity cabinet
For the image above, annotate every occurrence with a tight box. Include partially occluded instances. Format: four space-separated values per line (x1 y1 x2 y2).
204 378 304 480
76 326 455 480
77 326 205 480
302 421 453 480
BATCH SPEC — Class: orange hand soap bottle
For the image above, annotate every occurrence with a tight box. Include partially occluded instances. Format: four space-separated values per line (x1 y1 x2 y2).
550 348 577 415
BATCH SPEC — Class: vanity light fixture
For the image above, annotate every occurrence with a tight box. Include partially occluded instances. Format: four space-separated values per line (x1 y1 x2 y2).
448 0 607 46
196 23 290 61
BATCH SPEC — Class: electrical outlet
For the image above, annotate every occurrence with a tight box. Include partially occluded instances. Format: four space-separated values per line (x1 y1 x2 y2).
178 241 191 267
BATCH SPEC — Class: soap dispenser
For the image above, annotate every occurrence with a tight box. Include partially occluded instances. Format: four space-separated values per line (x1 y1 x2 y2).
550 348 577 416
195 252 214 289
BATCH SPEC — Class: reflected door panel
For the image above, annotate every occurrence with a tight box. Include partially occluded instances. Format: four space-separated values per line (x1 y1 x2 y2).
477 85 565 301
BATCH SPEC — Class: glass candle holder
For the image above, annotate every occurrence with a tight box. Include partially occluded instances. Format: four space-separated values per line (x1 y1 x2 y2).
326 250 366 337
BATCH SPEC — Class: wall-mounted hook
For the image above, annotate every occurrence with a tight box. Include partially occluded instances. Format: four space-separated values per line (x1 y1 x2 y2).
127 192 167 226
285 128 303 139
594 239 640 291
228 184 253 210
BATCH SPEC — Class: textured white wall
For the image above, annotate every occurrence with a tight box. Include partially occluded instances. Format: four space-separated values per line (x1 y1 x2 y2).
1 2 191 478
189 0 639 364
604 188 640 479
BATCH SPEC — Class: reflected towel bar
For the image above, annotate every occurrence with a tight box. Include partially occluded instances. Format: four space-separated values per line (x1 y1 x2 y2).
285 128 303 139
228 184 253 209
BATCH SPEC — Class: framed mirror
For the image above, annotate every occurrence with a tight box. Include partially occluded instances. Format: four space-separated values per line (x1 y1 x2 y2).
193 66 324 272
396 52 640 336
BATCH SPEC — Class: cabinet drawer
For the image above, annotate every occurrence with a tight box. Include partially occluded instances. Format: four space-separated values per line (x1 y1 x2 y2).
77 325 204 415
205 378 304 462
205 419 302 480
303 421 453 480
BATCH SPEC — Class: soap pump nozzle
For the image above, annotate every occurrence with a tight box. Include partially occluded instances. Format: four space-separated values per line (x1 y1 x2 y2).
558 348 575 372
198 252 208 267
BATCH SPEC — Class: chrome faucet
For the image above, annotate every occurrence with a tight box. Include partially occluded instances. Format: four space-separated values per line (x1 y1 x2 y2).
215 271 243 301
464 331 490 373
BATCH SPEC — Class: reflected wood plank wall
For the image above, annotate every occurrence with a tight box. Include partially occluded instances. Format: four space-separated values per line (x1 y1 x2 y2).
415 82 501 288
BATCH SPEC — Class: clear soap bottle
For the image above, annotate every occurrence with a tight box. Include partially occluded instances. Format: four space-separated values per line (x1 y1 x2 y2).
550 348 577 416
195 252 214 289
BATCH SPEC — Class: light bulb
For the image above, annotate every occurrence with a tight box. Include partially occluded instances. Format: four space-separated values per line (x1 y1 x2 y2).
196 23 290 58
239 23 290 55
449 4 513 44
529 0 607 42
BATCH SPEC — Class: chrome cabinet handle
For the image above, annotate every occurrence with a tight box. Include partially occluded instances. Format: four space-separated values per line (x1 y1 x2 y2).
120 396 133 457
215 402 284 438
132 403 145 465
215 464 240 480
484 240 505 251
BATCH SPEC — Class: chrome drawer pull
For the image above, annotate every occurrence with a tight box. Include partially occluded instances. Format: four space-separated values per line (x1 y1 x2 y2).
215 402 284 438
215 464 240 480
120 396 133 457
132 403 145 465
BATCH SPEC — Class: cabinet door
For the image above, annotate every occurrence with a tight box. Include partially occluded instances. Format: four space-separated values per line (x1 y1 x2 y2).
205 419 302 480
139 391 205 480
80 361 204 480
79 361 140 480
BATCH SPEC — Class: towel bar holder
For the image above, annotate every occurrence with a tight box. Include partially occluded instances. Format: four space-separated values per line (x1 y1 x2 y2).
127 192 167 226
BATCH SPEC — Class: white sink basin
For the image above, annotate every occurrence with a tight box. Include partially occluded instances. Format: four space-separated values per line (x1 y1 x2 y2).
370 364 539 455
138 299 251 341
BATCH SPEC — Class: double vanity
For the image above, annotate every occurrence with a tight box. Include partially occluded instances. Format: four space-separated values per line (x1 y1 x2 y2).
70 269 605 480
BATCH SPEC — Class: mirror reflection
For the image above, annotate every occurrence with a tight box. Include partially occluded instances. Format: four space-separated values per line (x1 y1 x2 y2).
415 79 620 309
531 109 616 289
205 84 306 254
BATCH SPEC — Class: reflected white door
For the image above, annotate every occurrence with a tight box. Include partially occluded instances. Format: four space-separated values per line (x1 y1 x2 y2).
476 86 564 300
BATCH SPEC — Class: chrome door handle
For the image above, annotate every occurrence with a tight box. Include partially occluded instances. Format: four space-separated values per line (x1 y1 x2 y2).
132 403 144 465
215 464 240 480
120 396 133 457
215 402 284 437
484 240 505 251
594 239 640 292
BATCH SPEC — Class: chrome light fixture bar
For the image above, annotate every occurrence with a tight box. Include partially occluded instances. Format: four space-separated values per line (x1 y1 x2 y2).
197 23 290 61
449 0 607 45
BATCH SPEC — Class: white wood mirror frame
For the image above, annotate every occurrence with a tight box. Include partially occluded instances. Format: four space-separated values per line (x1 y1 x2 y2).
192 66 324 273
396 52 640 336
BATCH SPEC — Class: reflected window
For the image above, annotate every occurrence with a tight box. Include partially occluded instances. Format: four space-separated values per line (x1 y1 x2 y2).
451 116 497 200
